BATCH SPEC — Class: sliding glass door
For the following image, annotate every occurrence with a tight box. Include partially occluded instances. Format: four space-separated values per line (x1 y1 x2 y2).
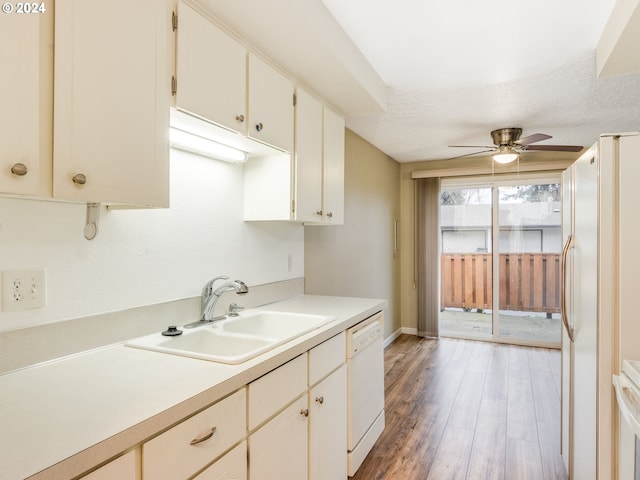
440 186 494 339
439 174 562 347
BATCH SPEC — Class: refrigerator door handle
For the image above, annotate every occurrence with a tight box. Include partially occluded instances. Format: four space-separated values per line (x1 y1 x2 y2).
613 375 640 438
561 234 575 342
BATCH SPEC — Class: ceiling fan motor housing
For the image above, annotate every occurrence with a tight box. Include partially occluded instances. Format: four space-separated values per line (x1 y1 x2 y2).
491 127 522 146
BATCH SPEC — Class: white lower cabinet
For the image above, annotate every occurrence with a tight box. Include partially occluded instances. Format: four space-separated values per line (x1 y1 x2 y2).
142 388 246 479
249 395 309 480
310 365 347 480
194 441 247 480
248 333 347 480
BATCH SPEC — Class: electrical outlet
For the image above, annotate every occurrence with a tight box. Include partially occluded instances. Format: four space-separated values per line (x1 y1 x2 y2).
1 269 47 312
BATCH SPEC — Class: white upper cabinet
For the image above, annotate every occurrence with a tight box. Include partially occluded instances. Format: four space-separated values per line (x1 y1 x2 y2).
321 107 345 224
248 53 295 152
294 88 323 222
53 0 173 207
0 7 53 197
175 1 247 134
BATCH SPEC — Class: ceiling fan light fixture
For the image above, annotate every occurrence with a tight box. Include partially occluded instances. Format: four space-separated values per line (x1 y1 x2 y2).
492 146 518 164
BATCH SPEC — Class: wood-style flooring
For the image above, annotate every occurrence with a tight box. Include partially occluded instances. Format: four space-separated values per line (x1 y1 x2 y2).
351 335 567 480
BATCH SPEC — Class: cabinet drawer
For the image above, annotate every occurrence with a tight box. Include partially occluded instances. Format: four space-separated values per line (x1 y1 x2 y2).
194 441 247 480
248 354 307 430
143 388 246 479
309 331 346 386
80 450 138 480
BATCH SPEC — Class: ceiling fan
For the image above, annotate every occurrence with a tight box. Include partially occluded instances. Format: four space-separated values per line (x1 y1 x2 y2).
449 128 583 163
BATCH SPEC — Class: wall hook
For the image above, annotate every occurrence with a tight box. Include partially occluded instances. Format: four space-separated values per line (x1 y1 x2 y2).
84 203 101 240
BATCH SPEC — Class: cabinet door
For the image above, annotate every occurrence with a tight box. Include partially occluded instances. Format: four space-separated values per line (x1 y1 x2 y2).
194 442 247 480
248 53 294 152
322 108 345 224
80 450 138 480
0 7 53 196
176 2 246 134
249 395 308 480
294 88 323 222
309 364 347 480
53 0 172 207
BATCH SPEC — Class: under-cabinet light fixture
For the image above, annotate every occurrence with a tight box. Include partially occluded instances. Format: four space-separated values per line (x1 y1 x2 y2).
492 145 519 164
170 127 248 163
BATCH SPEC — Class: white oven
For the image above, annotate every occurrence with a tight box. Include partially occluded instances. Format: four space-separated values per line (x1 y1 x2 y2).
613 360 640 480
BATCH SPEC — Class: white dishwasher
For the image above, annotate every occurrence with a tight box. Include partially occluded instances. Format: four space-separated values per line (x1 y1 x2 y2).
346 311 385 476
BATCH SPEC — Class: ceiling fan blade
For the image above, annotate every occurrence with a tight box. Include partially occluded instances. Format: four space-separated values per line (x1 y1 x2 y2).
448 145 495 149
522 144 583 152
514 133 552 145
445 149 496 160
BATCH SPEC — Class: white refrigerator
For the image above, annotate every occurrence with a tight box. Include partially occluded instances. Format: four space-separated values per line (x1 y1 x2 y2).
561 133 640 480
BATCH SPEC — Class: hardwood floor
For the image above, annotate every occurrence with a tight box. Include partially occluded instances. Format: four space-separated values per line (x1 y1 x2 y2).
351 335 567 480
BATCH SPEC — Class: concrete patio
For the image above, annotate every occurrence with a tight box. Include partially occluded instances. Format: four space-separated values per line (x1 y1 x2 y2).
440 308 562 344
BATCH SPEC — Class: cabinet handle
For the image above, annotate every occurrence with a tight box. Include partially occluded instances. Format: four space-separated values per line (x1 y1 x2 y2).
255 122 263 132
316 210 323 216
10 163 28 176
72 173 87 185
300 409 309 417
326 212 333 219
189 426 217 446
235 114 245 123
315 396 324 405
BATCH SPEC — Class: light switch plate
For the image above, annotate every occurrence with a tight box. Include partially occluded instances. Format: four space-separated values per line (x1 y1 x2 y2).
1 269 47 312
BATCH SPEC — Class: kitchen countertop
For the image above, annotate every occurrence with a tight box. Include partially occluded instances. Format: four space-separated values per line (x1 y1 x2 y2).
0 295 386 480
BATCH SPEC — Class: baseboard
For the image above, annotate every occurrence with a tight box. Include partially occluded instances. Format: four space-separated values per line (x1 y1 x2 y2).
383 327 419 347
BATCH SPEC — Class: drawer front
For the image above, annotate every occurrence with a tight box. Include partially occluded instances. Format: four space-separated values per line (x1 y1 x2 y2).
194 441 247 480
248 354 307 430
309 331 346 386
80 450 138 480
143 388 246 479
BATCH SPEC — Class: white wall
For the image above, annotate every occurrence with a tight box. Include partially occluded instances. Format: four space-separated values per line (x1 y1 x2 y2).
0 149 304 332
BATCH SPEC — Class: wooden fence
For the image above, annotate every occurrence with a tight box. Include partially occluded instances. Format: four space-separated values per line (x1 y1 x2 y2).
441 253 561 314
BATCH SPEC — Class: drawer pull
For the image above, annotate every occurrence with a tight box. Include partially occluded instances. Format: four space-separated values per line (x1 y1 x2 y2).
300 408 309 417
235 114 245 123
189 426 216 446
315 396 324 405
10 163 28 176
255 122 263 132
72 173 87 185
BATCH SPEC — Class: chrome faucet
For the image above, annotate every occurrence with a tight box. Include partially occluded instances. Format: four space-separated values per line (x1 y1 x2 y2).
201 276 248 321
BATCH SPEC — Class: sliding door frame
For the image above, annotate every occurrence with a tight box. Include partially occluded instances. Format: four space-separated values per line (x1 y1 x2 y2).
440 171 563 349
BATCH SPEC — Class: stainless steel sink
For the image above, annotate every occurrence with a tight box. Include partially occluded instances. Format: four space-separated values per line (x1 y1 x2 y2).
125 310 335 364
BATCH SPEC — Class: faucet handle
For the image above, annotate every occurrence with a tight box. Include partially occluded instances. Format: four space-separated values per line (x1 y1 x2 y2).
228 303 244 316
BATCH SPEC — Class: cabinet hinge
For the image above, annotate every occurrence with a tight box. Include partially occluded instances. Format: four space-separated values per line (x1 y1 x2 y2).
172 11 178 31
292 199 295 213
293 93 297 107
171 76 177 96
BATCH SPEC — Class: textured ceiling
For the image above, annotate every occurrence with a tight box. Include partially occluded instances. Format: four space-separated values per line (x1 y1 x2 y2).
322 0 640 162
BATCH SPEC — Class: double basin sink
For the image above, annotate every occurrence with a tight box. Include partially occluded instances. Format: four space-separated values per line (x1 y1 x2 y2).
125 310 335 364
